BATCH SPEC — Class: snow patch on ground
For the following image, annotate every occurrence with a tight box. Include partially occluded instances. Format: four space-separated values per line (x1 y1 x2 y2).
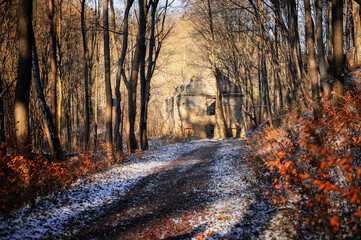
0 141 208 240
0 139 296 239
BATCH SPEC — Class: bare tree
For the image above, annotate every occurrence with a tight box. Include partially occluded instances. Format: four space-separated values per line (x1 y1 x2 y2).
31 25 63 160
332 0 344 106
140 0 167 150
305 0 320 118
206 0 229 138
113 0 134 153
81 0 90 150
352 0 361 66
126 0 147 152
15 0 33 157
103 0 115 161
315 0 331 98
48 0 58 129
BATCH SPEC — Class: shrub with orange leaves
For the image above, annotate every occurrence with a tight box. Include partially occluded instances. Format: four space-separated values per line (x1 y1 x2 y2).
0 148 111 215
248 84 361 237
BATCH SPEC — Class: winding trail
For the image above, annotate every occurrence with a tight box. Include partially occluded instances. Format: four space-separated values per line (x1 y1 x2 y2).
1 140 291 239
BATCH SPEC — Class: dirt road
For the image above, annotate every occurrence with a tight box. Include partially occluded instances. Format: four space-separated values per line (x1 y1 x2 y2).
1 140 289 239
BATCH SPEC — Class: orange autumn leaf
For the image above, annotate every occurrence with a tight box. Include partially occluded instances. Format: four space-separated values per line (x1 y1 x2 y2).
357 167 361 178
299 173 311 180
330 215 340 231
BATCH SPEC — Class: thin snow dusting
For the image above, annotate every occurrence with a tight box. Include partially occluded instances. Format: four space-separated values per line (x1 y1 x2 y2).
0 139 295 239
0 141 206 239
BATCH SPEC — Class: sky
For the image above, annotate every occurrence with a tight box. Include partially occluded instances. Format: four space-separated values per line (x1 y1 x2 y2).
112 0 185 11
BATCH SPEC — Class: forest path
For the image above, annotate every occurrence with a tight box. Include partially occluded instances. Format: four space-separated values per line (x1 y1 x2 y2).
1 140 291 239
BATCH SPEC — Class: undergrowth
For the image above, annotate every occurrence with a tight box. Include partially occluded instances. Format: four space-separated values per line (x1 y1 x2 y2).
248 85 361 238
0 148 112 216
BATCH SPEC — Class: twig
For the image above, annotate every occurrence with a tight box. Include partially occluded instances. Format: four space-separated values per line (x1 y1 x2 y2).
0 79 16 98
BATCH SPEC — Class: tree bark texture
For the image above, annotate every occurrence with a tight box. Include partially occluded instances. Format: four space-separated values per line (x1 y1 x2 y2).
15 0 33 157
287 0 304 103
316 0 331 98
305 0 321 118
140 0 160 150
49 0 57 128
127 0 147 152
353 1 361 66
31 26 63 160
103 0 115 161
207 0 228 138
327 1 333 61
0 78 5 157
114 0 134 152
81 0 90 150
332 0 344 106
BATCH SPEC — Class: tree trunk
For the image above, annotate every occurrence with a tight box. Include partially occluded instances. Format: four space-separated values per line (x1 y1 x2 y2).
31 26 63 160
49 0 57 128
333 0 345 106
288 0 303 101
127 0 146 152
94 3 100 151
81 0 90 150
66 96 71 151
273 5 283 113
15 0 32 158
113 0 134 153
305 0 321 118
353 1 361 66
140 0 160 150
0 78 5 157
316 0 331 98
327 1 333 62
103 0 115 162
207 0 228 138
345 2 351 51
57 1 63 144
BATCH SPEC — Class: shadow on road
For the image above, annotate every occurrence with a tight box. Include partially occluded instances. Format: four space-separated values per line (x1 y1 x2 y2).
52 142 274 240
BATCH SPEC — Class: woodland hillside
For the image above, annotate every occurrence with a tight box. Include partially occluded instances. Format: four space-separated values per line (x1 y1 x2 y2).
1 0 361 239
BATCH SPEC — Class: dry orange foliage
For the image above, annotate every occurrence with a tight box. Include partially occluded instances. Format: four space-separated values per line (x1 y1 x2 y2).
0 148 111 215
248 84 361 236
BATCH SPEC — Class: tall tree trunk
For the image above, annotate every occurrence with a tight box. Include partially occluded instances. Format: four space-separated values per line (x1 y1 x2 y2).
333 0 345 106
345 1 351 50
103 0 115 162
49 0 57 128
207 0 228 138
140 0 161 150
32 28 63 160
113 0 134 153
327 1 333 62
94 1 100 151
81 0 90 150
305 0 321 118
0 78 5 157
57 0 63 144
259 1 273 127
15 0 33 158
288 0 303 101
127 0 146 152
353 1 361 66
273 4 283 113
316 0 331 98
67 96 72 151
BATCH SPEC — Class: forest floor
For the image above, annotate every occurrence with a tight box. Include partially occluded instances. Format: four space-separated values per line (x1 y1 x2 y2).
0 139 298 239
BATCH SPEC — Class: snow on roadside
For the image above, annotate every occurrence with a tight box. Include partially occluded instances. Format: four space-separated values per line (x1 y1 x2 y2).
0 140 210 240
0 139 296 239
